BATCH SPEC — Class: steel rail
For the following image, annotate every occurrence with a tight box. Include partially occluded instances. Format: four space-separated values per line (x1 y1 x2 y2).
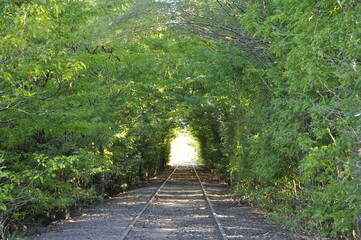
192 164 228 240
120 165 227 240
119 166 178 240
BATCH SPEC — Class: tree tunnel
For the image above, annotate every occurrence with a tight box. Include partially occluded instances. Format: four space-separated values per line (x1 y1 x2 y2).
1 0 360 237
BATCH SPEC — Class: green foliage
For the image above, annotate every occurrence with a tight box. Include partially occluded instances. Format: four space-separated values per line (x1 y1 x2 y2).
0 0 174 234
193 0 361 238
0 0 360 238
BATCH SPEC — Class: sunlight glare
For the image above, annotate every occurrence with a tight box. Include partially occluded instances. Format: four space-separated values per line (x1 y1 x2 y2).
168 131 199 166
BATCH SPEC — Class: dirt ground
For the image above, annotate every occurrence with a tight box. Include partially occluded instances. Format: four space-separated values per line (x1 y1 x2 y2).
22 166 309 240
196 169 308 240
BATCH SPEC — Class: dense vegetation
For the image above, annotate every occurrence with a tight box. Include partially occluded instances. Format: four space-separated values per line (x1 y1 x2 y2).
0 0 360 238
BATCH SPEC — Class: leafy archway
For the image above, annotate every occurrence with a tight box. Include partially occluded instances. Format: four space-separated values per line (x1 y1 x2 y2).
0 0 360 238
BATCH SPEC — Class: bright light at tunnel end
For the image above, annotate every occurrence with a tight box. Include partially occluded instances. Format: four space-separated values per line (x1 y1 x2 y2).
168 129 201 167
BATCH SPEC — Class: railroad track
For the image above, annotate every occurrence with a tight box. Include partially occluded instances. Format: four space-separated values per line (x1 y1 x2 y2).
119 165 228 240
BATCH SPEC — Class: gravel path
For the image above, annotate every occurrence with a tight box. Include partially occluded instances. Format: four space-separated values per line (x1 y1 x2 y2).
125 167 220 239
23 168 174 240
23 166 308 240
196 169 306 240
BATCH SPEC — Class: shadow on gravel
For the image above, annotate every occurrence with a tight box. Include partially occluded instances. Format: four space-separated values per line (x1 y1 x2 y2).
23 167 309 240
197 170 309 240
